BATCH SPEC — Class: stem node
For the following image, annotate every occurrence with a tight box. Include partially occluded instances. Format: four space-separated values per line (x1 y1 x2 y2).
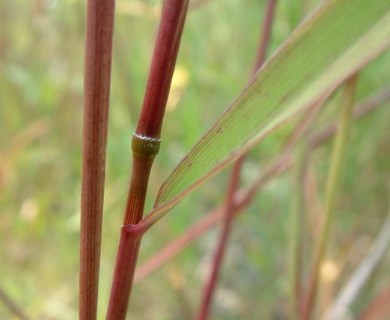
132 133 161 157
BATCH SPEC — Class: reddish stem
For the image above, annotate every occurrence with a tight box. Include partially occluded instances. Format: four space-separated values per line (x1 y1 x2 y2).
106 227 142 320
197 157 245 320
80 1 115 319
106 1 189 318
136 0 189 139
251 0 277 78
197 1 277 318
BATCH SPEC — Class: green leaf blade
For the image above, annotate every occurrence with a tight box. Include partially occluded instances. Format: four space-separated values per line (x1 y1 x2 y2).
145 0 390 227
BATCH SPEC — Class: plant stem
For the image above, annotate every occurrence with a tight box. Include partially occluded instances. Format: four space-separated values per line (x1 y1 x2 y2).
80 1 115 319
106 1 189 319
301 74 359 320
197 2 277 318
134 0 189 140
134 85 390 281
197 156 244 320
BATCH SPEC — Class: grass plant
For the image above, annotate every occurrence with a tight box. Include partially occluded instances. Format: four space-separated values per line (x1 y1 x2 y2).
1 1 390 319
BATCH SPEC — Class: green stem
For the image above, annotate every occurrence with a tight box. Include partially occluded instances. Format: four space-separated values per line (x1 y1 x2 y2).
301 74 359 320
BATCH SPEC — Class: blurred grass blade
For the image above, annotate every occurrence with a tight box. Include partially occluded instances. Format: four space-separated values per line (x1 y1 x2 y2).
141 0 390 228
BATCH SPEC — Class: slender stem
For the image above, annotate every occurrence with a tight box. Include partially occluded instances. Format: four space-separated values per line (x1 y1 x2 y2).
80 1 115 319
301 74 359 320
135 0 189 139
197 157 244 320
106 1 189 319
106 227 143 320
197 2 277 318
250 0 277 78
134 85 390 282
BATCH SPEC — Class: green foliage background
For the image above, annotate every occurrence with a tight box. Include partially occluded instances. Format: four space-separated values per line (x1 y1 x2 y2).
0 0 389 319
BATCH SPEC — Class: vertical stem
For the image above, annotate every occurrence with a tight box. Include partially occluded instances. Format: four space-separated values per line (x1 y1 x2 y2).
106 1 189 319
301 74 359 320
80 1 115 319
251 0 277 78
197 157 245 320
135 0 189 139
106 227 143 320
197 1 277 319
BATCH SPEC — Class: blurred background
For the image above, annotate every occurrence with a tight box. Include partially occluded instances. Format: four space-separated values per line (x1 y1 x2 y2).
1 0 390 319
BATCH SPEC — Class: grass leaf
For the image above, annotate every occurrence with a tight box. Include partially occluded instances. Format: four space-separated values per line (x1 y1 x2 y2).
141 0 390 228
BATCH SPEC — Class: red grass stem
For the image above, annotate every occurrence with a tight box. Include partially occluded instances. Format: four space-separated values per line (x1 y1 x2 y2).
251 0 277 78
106 227 142 320
106 1 189 318
80 1 115 319
136 0 189 139
197 157 245 320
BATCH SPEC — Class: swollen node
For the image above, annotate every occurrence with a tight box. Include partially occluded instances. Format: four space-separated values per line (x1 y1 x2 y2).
132 133 161 156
